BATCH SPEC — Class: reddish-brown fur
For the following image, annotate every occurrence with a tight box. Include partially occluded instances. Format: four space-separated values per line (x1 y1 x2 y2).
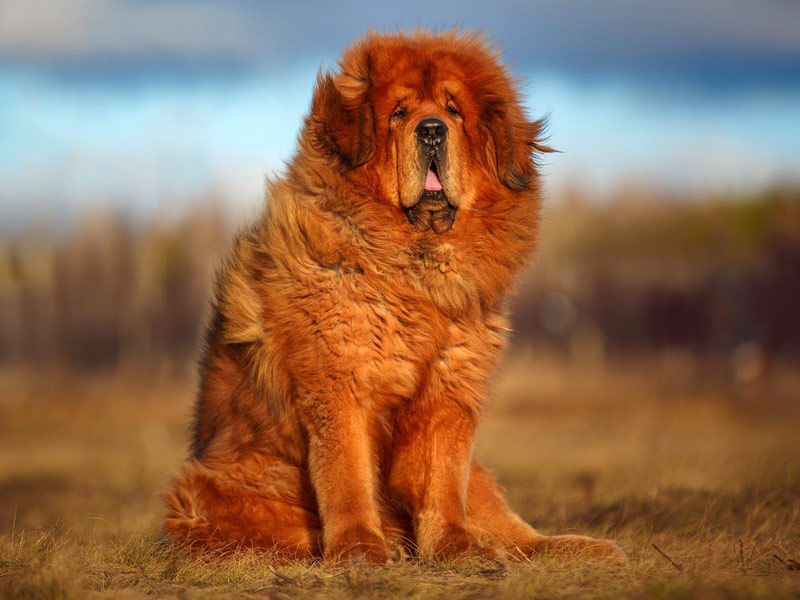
165 30 624 565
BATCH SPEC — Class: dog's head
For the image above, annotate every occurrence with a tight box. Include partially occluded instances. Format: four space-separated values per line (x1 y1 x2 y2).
306 31 553 234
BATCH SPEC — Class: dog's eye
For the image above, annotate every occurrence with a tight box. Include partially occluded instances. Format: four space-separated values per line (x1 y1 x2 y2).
446 104 462 118
391 108 407 121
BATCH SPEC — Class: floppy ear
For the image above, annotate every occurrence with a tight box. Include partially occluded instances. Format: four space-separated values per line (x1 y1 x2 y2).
484 100 554 191
307 72 375 168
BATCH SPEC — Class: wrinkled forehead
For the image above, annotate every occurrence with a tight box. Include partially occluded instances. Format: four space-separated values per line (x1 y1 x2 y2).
368 46 478 104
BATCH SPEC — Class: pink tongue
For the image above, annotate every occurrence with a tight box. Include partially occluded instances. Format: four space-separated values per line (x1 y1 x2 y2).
424 169 443 191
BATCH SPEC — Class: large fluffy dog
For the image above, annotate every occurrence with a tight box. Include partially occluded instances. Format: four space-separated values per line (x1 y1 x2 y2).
165 31 623 564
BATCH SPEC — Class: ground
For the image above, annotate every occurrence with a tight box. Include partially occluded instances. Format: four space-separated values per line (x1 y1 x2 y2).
1 350 799 599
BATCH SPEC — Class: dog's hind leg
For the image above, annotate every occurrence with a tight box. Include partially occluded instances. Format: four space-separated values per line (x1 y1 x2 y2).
165 457 321 562
466 462 625 562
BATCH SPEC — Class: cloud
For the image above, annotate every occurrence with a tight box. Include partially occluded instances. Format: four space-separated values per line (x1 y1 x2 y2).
0 0 257 60
1 0 799 89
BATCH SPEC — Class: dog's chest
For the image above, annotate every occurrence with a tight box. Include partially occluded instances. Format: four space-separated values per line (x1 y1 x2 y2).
344 290 440 403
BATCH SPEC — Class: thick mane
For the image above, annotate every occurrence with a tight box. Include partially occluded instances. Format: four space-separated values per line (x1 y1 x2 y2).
281 31 545 316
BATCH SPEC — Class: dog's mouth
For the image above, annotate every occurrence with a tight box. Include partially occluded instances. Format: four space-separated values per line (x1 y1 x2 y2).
405 161 457 233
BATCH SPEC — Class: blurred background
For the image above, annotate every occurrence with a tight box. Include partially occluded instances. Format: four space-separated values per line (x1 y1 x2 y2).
1 0 799 378
1 3 800 595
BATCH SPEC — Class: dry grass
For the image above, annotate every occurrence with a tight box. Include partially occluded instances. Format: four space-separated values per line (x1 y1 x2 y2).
1 353 799 599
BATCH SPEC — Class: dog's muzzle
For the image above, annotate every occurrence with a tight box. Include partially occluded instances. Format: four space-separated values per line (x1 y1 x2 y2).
405 190 457 233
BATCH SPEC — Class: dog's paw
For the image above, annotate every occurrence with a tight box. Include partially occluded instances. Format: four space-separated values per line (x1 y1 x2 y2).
431 524 501 562
324 526 391 565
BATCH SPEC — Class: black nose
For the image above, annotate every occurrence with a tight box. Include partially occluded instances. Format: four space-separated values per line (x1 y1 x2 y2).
415 117 448 148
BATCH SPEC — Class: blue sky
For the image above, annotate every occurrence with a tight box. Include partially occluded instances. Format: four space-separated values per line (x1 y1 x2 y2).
1 0 799 226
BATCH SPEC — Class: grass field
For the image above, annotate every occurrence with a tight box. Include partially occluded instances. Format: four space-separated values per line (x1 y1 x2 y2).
1 351 799 599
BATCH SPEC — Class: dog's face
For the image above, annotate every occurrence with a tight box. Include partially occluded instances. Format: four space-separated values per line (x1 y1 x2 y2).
307 32 551 234
373 56 478 234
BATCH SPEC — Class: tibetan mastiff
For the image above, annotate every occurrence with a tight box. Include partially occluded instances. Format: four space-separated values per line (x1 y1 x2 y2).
165 30 624 564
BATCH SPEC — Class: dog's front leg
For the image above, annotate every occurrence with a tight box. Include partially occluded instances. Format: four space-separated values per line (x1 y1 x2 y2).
388 379 497 561
298 387 390 564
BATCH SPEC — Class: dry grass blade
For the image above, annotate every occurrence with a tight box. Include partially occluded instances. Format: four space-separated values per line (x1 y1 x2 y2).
651 544 683 572
266 560 296 583
773 553 800 572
